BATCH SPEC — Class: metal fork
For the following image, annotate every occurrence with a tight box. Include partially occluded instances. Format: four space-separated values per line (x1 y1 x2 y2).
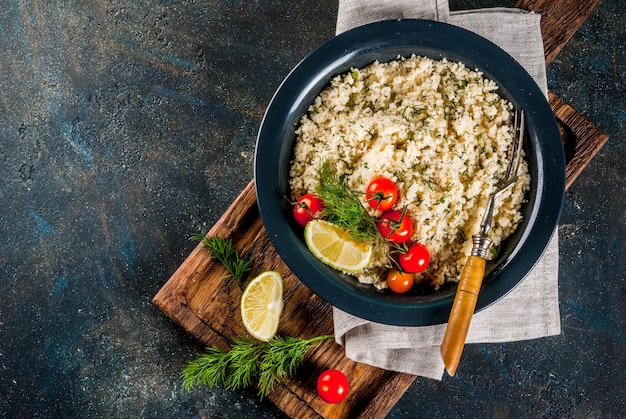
440 109 525 376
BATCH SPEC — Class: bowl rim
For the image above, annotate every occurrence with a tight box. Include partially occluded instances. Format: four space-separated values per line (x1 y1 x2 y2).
254 18 565 326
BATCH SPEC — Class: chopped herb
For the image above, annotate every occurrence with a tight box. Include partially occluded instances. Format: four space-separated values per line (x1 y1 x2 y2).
411 106 426 116
489 245 501 258
437 193 451 204
425 177 434 191
393 169 405 182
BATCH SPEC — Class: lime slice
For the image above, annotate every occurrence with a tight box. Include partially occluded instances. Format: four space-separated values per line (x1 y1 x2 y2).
240 271 283 342
304 219 372 272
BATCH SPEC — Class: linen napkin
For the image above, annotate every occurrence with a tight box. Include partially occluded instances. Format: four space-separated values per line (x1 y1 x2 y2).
333 0 561 380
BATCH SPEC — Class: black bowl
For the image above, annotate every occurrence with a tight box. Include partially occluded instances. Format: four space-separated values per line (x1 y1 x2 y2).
254 19 565 326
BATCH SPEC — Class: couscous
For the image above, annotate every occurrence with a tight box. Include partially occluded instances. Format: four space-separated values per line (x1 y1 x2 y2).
289 55 530 289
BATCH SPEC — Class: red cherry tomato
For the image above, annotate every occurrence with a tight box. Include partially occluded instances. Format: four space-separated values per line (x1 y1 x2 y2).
376 210 413 243
398 243 430 273
317 369 349 403
365 177 399 211
293 193 324 226
386 269 414 293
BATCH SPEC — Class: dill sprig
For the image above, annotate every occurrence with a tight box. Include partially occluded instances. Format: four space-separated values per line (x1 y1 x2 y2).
181 334 334 399
190 234 253 288
315 160 378 242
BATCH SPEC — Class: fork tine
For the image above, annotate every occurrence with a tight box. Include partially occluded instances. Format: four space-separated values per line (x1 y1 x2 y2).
510 109 525 183
501 109 525 189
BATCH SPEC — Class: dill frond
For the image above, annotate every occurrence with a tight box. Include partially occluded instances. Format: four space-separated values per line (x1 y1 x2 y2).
314 160 378 242
190 234 253 288
180 334 334 400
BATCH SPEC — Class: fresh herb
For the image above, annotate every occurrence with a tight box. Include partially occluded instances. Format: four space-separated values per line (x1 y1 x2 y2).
392 169 406 183
402 106 426 121
315 160 378 242
190 234 253 288
181 334 334 399
424 176 434 191
489 245 501 258
437 193 450 204
410 106 426 116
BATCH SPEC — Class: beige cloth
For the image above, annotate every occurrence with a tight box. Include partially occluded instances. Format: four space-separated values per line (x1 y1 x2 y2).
333 1 561 380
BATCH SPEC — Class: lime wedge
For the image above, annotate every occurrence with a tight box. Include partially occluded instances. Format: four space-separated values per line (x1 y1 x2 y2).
304 220 372 272
240 271 283 342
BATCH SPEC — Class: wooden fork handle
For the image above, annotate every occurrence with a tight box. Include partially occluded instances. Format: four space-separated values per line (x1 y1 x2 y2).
440 255 487 376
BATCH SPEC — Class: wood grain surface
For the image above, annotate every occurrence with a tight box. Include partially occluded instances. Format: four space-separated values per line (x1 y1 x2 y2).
153 0 608 417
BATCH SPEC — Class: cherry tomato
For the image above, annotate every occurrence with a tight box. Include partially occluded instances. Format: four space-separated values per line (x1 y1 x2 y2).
386 269 414 293
293 193 324 226
398 243 430 273
317 369 349 403
365 177 399 211
376 210 413 243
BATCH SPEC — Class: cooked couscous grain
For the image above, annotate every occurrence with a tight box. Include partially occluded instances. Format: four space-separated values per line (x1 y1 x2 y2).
289 55 530 289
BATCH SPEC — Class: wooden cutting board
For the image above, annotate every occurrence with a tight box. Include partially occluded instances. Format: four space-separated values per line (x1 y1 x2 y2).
153 0 609 417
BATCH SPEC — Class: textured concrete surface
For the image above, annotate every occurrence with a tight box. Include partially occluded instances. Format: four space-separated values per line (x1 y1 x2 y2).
0 0 624 417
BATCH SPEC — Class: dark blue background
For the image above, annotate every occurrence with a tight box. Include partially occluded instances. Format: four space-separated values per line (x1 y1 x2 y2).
1 0 623 417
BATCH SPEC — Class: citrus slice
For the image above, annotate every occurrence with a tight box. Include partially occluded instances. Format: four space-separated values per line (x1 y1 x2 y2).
240 271 283 342
304 219 373 272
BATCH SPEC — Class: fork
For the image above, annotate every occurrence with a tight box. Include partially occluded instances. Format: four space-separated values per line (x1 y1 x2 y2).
440 109 525 376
